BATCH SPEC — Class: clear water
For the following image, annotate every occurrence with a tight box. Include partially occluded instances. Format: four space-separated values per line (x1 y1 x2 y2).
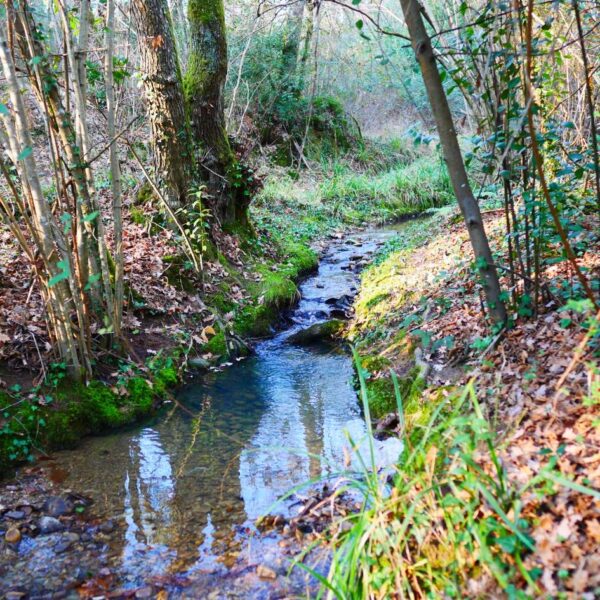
28 228 404 594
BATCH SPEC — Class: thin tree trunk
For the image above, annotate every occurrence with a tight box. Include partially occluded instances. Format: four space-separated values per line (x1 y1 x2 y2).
399 0 507 325
19 2 114 333
572 0 600 212
281 0 305 91
523 0 598 310
298 0 314 92
227 16 259 129
131 0 191 209
105 0 124 335
0 27 83 377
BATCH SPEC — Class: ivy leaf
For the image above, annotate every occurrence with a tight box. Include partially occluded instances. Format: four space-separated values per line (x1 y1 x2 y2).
84 273 101 291
83 210 99 223
48 260 70 287
17 147 33 161
59 212 72 234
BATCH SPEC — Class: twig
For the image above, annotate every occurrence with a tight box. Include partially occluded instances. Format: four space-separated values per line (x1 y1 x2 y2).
479 327 505 361
30 331 47 384
124 139 201 273
86 114 141 165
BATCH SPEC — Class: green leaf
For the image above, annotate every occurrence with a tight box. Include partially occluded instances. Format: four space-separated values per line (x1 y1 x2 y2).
48 270 69 288
59 212 72 234
17 147 33 161
48 260 70 287
82 210 99 223
84 273 101 291
355 19 363 30
496 534 518 554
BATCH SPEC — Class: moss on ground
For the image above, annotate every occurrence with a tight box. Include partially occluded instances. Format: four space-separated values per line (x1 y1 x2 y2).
200 233 318 356
0 360 180 474
347 211 453 424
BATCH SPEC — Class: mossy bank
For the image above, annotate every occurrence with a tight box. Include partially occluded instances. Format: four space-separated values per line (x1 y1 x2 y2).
0 354 179 475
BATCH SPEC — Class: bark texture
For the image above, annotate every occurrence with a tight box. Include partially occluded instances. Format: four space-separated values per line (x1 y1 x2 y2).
400 0 507 325
185 0 249 225
131 0 190 208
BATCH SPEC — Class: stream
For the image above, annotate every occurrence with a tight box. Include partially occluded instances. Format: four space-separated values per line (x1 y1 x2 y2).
0 227 405 599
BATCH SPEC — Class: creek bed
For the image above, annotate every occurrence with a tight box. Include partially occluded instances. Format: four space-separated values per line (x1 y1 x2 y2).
0 226 406 599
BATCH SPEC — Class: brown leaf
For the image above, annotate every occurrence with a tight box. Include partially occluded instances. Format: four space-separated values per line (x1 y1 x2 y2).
150 35 164 49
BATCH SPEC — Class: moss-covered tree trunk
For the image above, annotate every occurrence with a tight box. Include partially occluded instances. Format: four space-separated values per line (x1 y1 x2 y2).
185 0 250 226
132 0 190 209
281 0 305 93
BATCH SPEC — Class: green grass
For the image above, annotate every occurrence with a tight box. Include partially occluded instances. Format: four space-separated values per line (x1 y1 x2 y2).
253 151 452 244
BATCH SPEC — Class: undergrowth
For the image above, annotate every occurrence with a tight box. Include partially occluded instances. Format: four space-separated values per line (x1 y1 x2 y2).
252 147 452 244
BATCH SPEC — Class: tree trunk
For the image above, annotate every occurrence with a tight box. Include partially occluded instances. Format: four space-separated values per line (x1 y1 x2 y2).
169 0 189 66
185 0 249 226
281 0 305 92
399 0 507 326
0 24 85 378
297 0 315 92
105 0 124 335
131 0 190 209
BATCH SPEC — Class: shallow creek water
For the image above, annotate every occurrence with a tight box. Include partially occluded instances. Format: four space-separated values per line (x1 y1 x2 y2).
2 227 405 598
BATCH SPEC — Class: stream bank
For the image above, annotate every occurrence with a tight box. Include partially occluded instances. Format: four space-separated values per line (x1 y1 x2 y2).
0 223 410 599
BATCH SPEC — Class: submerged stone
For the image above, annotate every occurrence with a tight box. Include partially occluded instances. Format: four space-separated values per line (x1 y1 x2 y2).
256 565 277 580
5 527 21 544
287 320 344 345
43 496 72 518
4 511 25 520
38 516 64 534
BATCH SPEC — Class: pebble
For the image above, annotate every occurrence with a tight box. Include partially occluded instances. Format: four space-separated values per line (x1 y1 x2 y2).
54 540 72 553
99 520 115 534
4 510 25 520
189 357 211 369
256 565 277 580
135 585 154 598
43 496 73 518
38 516 64 534
5 527 21 544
